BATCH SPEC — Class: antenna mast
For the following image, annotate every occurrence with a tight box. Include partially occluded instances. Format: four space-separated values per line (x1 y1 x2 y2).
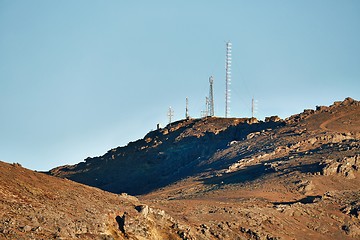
208 76 215 116
225 41 232 118
201 97 209 118
168 106 174 124
251 97 254 118
185 97 189 119
251 97 258 118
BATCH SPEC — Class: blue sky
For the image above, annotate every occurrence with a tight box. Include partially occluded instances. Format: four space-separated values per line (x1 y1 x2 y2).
1 1 359 171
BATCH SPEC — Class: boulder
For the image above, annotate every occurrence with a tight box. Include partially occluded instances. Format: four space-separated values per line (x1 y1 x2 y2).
265 116 282 122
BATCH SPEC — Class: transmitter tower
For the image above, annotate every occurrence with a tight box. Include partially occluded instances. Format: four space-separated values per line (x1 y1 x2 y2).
225 41 232 118
208 76 215 116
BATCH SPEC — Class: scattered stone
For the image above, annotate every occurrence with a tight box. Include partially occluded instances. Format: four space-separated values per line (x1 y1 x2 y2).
247 132 261 139
322 155 360 179
342 223 360 236
316 105 329 111
342 202 360 219
296 180 315 194
21 225 32 232
265 116 282 122
135 205 149 218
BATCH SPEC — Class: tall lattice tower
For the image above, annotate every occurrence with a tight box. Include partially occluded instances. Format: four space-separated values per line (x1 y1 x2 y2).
205 97 209 116
225 41 232 118
208 76 215 116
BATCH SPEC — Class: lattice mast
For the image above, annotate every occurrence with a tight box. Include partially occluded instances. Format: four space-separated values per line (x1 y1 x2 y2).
205 97 209 116
201 97 209 118
225 41 232 118
208 76 215 116
168 106 174 124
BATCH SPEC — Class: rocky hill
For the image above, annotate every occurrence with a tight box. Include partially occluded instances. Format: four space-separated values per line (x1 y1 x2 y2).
50 115 284 195
2 97 359 240
49 97 360 239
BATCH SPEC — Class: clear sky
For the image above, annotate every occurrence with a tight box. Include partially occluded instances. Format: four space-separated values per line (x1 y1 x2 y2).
1 1 359 171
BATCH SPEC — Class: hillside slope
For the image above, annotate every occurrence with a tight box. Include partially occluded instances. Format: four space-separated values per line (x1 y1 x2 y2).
50 116 284 195
0 161 193 239
50 97 360 239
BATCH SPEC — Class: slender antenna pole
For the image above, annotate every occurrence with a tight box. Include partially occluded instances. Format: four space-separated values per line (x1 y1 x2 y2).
209 76 215 116
168 106 174 124
251 97 254 118
185 97 189 119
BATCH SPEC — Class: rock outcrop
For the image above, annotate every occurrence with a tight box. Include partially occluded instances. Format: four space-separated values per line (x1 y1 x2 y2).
322 155 360 179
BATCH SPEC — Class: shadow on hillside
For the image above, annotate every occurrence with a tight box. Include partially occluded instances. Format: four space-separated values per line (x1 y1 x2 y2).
199 154 323 188
51 119 286 196
278 162 323 176
273 195 322 205
201 164 267 186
